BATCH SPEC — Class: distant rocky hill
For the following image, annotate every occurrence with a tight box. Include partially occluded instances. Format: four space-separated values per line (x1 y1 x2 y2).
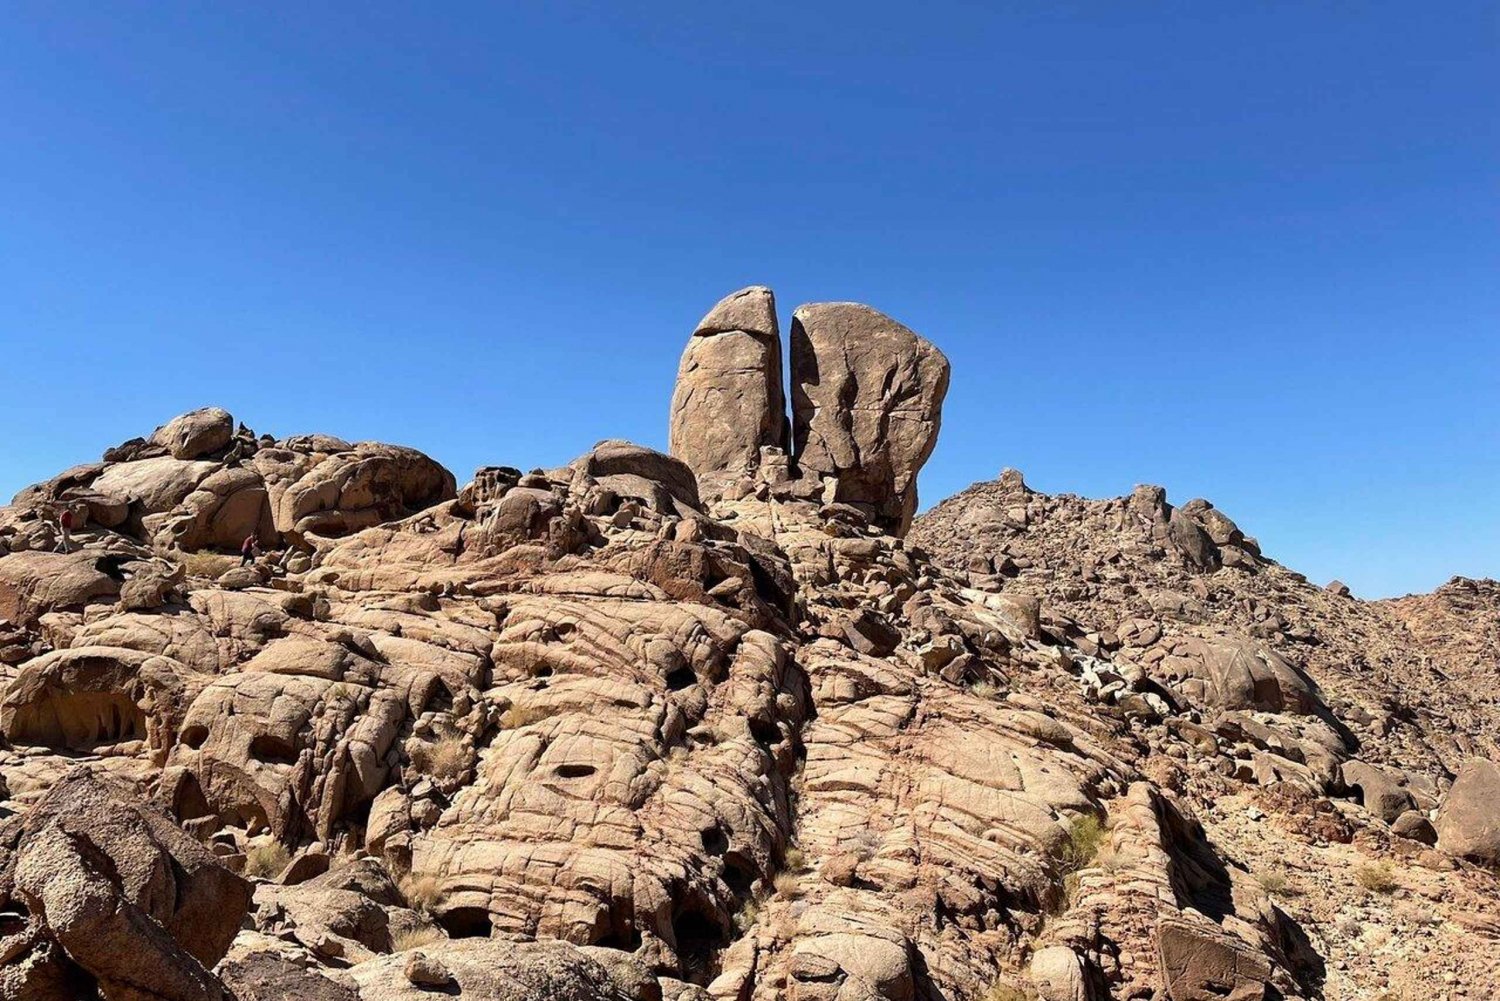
0 288 1495 1001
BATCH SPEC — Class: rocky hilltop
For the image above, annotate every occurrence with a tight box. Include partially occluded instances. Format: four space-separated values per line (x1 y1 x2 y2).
0 288 1495 1001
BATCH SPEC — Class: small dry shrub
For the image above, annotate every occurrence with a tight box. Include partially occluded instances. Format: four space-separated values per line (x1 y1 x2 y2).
180 551 239 579
971 681 998 700
773 872 804 900
243 840 291 879
1055 814 1105 874
410 734 469 781
1257 871 1294 897
499 704 550 729
732 899 760 934
399 872 443 912
1354 861 1398 894
782 846 806 872
391 925 445 951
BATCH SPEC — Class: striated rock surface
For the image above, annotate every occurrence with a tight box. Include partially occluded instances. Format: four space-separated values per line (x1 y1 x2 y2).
0 294 1495 1000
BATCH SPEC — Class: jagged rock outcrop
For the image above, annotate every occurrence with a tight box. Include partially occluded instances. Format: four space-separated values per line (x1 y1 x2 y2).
789 302 949 535
0 293 1495 1001
668 286 787 489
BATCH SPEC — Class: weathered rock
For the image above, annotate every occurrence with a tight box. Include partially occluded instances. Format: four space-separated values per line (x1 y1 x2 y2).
0 769 250 999
219 952 360 1001
249 439 456 541
1157 918 1271 1001
1390 810 1437 845
348 937 639 1000
574 439 701 514
1 645 198 753
1435 758 1500 865
0 549 122 626
6 292 1499 1000
1341 760 1414 824
668 286 787 485
1030 945 1091 1001
789 302 949 534
403 950 453 987
149 407 235 460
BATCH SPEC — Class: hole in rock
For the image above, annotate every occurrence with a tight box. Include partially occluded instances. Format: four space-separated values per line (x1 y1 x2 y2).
7 693 146 749
672 905 726 985
749 718 781 746
593 923 643 952
0 902 30 936
665 666 696 691
171 771 212 823
721 853 756 897
421 680 454 714
700 826 729 856
249 734 298 765
555 764 597 779
180 725 209 750
533 665 554 678
438 907 493 939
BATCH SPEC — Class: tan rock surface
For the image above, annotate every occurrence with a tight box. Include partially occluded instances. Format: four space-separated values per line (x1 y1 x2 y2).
669 286 787 488
789 302 950 535
0 298 1495 1000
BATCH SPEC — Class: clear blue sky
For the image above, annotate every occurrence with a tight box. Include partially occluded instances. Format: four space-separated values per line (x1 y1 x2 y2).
2 3 1496 598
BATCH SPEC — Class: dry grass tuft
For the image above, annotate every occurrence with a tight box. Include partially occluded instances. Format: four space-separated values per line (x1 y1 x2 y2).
782 846 806 872
1055 814 1106 875
1354 861 1398 895
1257 871 1294 897
773 872 804 900
410 734 469 781
499 704 551 730
179 551 239 579
391 925 446 951
243 840 291 880
399 872 444 912
732 899 760 935
984 979 1036 1001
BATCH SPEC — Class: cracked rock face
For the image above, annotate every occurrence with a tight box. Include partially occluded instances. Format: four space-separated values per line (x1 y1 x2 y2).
789 302 950 536
0 294 1496 1000
667 289 950 537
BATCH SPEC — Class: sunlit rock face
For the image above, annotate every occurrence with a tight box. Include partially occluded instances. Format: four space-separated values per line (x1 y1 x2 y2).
0 290 1495 1000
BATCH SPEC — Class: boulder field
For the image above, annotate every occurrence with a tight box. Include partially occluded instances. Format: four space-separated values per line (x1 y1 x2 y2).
0 288 1495 1000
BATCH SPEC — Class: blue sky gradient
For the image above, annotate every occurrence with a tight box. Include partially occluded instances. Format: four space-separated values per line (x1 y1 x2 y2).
2 2 1496 597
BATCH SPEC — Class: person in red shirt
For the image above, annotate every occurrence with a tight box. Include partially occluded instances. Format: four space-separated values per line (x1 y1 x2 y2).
240 533 259 566
56 508 74 553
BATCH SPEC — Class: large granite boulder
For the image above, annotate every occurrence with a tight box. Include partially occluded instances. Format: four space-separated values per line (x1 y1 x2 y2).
0 549 122 626
668 286 787 488
149 407 235 460
1435 758 1500 865
789 302 949 534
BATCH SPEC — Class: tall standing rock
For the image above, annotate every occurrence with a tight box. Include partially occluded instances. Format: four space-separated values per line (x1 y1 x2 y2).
790 302 950 535
667 286 787 487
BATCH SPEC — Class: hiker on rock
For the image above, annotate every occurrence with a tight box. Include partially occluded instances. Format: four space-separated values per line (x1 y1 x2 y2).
240 532 260 566
55 507 74 553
